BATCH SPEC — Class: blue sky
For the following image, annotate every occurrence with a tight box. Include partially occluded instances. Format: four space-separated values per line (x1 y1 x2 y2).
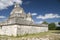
0 0 60 24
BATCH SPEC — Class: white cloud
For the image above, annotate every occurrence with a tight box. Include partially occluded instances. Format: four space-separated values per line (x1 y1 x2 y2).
36 21 43 24
0 0 22 10
32 13 37 16
28 12 37 16
0 16 6 18
37 13 60 19
0 16 7 22
55 22 60 27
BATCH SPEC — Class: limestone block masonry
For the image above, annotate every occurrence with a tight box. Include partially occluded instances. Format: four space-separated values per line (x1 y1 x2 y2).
0 25 48 36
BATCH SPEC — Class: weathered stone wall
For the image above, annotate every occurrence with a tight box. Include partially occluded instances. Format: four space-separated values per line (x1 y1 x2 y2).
0 25 17 36
17 25 48 36
0 25 48 36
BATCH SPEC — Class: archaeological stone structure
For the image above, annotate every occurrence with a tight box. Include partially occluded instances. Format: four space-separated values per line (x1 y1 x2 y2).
0 3 48 36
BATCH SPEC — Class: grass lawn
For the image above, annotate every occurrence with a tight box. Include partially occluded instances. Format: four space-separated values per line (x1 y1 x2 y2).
0 30 60 40
0 30 60 38
49 30 60 32
14 31 52 38
15 30 60 38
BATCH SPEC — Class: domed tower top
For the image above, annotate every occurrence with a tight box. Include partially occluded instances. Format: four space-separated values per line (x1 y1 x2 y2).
14 2 20 8
9 2 26 18
10 2 24 15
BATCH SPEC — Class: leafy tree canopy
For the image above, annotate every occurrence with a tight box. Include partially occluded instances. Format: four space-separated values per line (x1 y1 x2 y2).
42 21 48 24
58 22 60 25
48 23 56 30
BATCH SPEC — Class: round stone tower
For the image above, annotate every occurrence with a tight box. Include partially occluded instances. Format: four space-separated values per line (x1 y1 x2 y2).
7 2 34 24
9 2 26 19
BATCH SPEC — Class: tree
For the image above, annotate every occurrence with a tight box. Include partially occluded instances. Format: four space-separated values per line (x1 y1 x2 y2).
58 22 60 25
48 23 56 30
56 27 60 30
42 21 48 24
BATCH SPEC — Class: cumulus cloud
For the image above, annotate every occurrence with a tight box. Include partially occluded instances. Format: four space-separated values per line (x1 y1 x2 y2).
28 12 37 16
37 13 60 19
55 22 60 27
0 0 22 10
32 13 37 16
36 21 43 24
0 16 6 18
